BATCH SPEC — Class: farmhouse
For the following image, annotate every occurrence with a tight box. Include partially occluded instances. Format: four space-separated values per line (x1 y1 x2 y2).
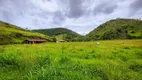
56 40 66 43
23 39 47 44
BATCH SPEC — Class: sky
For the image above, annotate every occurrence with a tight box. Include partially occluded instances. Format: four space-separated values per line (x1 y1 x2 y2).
0 0 142 35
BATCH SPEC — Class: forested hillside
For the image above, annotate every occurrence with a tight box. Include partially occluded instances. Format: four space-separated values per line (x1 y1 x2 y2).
33 28 83 41
86 18 142 40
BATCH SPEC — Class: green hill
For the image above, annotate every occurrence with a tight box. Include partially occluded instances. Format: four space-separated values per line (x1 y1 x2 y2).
0 21 50 44
33 28 82 41
86 18 142 40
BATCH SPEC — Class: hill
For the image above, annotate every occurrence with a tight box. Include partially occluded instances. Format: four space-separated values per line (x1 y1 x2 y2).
86 18 142 40
0 21 50 44
33 28 83 41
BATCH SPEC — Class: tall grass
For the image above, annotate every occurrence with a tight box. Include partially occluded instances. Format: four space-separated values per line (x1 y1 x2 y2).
0 40 142 80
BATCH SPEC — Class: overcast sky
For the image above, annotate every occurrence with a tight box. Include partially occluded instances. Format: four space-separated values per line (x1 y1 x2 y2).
0 0 142 35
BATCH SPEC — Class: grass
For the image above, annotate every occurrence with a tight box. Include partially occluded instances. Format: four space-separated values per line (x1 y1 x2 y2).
0 40 142 80
0 26 49 39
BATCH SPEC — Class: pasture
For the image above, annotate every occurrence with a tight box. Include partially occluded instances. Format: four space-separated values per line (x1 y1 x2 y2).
0 40 142 80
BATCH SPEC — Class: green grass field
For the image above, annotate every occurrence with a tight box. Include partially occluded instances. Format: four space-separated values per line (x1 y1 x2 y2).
0 40 142 80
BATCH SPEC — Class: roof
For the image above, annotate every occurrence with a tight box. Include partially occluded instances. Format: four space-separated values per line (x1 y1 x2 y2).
25 39 47 42
57 40 66 42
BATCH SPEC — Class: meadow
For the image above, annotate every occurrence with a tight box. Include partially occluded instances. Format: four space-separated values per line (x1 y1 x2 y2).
0 40 142 80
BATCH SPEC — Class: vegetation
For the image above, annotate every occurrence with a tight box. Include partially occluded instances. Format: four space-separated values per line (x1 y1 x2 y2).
1 18 142 44
0 40 142 80
0 21 51 45
87 18 142 40
33 28 82 41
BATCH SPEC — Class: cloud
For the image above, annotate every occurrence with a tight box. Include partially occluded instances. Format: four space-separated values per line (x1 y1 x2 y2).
129 0 142 16
0 0 142 35
93 1 118 15
130 0 142 10
67 0 84 18
53 11 65 25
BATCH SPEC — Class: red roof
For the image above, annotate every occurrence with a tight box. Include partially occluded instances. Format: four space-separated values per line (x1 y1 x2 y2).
25 39 47 42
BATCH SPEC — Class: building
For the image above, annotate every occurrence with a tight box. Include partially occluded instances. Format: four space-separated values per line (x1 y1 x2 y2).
23 39 47 44
56 40 66 43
